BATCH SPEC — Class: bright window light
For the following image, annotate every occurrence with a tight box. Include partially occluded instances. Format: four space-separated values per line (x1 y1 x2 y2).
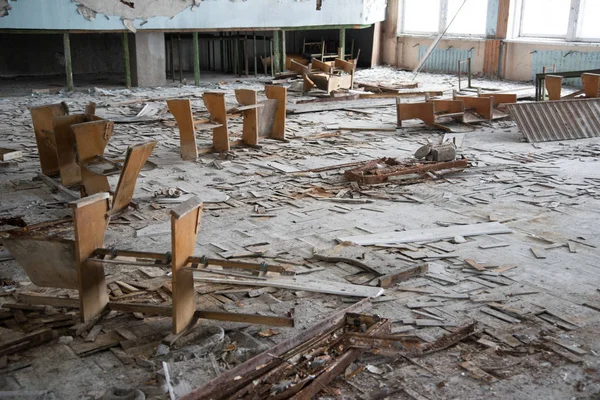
579 0 600 40
403 0 441 34
520 0 570 37
446 0 488 35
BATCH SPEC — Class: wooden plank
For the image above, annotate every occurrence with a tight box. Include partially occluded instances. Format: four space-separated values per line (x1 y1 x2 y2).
545 75 563 101
167 99 198 161
337 222 512 246
73 120 114 196
397 100 435 127
193 276 384 298
0 148 23 161
202 92 230 152
29 102 68 176
479 93 517 105
257 99 278 138
235 89 259 146
378 264 428 289
53 114 87 185
2 237 78 289
288 98 395 114
312 58 333 73
171 196 203 334
264 85 287 140
69 193 111 322
111 141 156 214
454 96 494 120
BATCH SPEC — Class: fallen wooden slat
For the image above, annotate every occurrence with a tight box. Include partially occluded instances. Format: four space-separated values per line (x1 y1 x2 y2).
337 222 512 246
193 275 384 298
180 299 372 400
378 264 428 289
14 296 293 327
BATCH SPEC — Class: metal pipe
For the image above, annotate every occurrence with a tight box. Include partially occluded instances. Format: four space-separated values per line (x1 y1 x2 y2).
497 40 504 79
281 29 286 71
467 57 472 88
272 30 281 74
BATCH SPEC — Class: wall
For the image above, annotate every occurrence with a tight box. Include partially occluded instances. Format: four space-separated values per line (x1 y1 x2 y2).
504 41 600 82
0 0 387 31
0 33 124 77
397 36 486 74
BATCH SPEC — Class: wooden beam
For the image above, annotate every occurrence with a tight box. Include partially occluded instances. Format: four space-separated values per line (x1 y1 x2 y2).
454 96 494 120
69 193 111 322
171 196 203 334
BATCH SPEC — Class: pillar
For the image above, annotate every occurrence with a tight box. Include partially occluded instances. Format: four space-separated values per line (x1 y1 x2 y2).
130 32 167 87
121 32 131 88
193 32 200 86
281 30 286 71
273 30 281 74
63 32 73 91
339 28 346 60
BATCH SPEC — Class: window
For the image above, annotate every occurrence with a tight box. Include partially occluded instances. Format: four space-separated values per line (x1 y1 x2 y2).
446 0 488 36
402 0 441 34
511 0 600 42
399 0 488 36
520 0 571 38
578 0 600 40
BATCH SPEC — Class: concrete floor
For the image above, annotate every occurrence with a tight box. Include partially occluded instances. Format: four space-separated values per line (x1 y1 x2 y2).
0 67 599 399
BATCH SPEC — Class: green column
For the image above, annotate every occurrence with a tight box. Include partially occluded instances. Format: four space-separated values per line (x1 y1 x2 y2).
272 30 281 74
121 32 131 88
193 32 200 85
63 32 73 91
339 27 346 60
280 30 286 71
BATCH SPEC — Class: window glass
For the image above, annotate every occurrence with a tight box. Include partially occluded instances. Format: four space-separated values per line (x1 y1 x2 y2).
579 0 600 39
520 0 570 37
403 0 441 33
446 0 488 35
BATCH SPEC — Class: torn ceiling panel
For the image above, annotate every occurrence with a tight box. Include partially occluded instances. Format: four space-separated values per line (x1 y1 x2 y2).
73 0 194 20
0 0 11 18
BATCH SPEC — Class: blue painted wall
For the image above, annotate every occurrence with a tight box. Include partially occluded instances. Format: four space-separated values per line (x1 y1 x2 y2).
0 0 387 31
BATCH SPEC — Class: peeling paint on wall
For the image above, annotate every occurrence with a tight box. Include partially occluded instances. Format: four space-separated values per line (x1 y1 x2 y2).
74 0 194 20
76 4 97 21
0 0 11 18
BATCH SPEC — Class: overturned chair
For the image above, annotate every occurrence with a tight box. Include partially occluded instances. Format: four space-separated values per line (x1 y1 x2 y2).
29 101 97 182
167 85 287 160
3 194 293 334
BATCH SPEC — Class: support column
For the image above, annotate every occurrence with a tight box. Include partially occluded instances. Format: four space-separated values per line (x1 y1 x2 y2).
130 32 167 87
272 30 281 74
63 32 73 91
193 32 200 86
121 32 131 88
338 27 346 60
381 0 399 66
281 30 286 71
